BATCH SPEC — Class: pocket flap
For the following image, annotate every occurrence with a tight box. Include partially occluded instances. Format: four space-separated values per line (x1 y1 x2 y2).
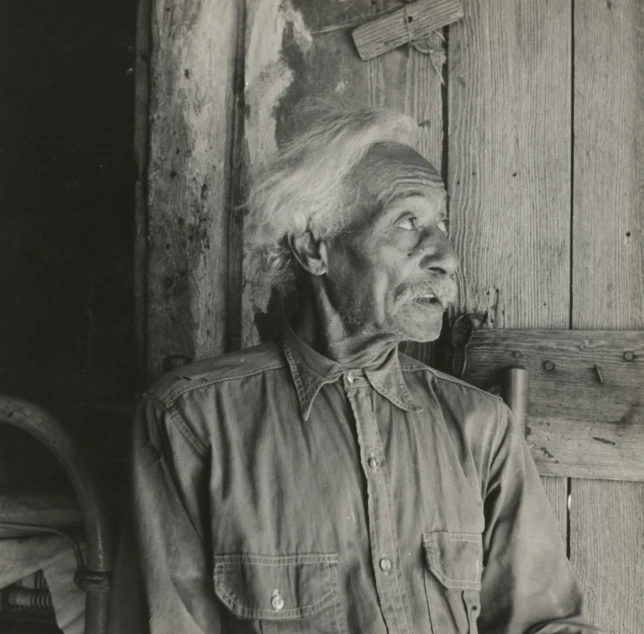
213 553 338 620
422 532 483 591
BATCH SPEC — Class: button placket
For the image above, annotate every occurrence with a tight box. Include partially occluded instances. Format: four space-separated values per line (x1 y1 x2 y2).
347 386 413 634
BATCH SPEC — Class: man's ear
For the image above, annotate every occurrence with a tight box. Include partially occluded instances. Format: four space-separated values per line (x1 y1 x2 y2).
288 230 328 276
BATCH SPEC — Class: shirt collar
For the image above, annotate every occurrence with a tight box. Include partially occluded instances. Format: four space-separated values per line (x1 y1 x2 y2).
282 325 423 421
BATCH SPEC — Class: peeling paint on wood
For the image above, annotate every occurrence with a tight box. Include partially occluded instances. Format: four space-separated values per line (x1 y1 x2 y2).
239 0 445 350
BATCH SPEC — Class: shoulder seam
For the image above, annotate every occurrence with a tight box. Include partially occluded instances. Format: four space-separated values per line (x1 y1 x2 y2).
147 395 208 458
153 361 286 405
400 364 502 401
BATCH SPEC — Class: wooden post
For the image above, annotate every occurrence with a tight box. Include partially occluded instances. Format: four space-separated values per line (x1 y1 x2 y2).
141 0 242 380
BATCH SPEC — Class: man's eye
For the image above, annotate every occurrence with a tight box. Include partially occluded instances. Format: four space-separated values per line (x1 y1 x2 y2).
397 216 417 231
438 219 450 233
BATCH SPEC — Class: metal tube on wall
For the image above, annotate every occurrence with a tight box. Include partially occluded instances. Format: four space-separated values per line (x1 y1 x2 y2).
501 367 529 436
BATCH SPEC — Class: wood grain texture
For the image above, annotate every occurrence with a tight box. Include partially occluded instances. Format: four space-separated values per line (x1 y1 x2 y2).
352 0 463 60
145 1 240 379
462 330 644 481
570 480 644 633
447 0 571 557
448 0 571 329
571 0 644 629
573 0 644 330
240 0 445 349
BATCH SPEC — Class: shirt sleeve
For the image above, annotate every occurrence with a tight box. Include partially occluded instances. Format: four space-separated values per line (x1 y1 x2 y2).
478 401 604 634
132 394 221 633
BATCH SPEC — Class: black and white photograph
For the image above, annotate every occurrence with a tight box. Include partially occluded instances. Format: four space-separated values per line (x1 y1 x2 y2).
1 1 642 633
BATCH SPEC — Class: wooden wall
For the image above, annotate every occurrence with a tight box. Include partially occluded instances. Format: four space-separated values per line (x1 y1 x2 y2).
138 0 643 631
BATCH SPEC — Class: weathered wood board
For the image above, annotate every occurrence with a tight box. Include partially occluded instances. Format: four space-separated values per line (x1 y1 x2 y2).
240 0 445 357
145 1 241 379
447 0 571 542
461 329 644 481
570 480 644 633
570 0 644 630
447 0 572 330
352 0 463 61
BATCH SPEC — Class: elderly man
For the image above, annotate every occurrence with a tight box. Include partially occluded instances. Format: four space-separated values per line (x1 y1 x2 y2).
132 106 599 633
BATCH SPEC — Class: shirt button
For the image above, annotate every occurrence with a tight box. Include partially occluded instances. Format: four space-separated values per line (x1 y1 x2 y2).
379 557 392 574
271 590 285 612
368 454 380 470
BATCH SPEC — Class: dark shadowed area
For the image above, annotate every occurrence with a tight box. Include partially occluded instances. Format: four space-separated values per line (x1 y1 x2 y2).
0 2 136 513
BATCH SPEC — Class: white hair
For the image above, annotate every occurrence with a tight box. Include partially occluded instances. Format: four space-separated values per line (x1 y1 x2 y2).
245 103 423 309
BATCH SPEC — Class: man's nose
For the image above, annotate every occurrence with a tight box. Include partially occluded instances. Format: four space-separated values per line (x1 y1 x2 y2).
418 229 459 277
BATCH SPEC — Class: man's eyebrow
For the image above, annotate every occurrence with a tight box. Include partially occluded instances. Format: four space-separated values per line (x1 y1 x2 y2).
379 189 447 213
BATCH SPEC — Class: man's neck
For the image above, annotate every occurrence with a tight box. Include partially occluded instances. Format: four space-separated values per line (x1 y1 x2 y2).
288 284 400 369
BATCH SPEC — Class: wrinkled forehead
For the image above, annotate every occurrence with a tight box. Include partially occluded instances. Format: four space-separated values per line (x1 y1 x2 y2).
350 142 446 212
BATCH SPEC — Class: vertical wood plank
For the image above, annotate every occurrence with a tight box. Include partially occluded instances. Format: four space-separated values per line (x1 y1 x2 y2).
570 481 644 632
572 0 644 330
571 1 644 630
447 0 571 544
239 0 444 348
145 1 240 378
448 0 571 329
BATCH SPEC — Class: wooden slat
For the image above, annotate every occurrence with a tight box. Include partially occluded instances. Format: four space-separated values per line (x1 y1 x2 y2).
352 0 463 61
145 1 240 379
570 481 644 633
572 0 644 330
448 0 571 330
461 329 644 481
571 0 644 630
240 0 444 349
447 0 571 557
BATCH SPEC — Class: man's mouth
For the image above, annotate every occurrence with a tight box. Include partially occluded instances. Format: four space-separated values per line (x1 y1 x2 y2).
413 293 443 307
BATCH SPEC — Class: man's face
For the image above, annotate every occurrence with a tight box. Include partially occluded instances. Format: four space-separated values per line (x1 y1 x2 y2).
323 143 459 343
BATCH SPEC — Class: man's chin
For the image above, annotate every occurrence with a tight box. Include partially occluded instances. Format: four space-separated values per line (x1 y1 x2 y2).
394 308 445 343
396 320 443 343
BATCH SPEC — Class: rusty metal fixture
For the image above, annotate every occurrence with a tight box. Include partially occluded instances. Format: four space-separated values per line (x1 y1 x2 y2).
163 354 192 373
449 313 486 378
501 367 529 434
594 364 605 384
623 351 635 362
543 360 556 372
0 396 114 634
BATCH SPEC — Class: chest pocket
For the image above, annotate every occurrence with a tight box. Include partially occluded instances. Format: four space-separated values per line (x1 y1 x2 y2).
213 553 346 634
422 532 483 634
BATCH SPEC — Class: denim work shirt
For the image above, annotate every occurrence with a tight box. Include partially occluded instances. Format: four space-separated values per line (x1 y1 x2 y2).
132 328 599 634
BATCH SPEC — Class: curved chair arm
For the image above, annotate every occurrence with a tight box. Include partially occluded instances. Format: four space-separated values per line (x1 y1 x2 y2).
0 395 114 634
